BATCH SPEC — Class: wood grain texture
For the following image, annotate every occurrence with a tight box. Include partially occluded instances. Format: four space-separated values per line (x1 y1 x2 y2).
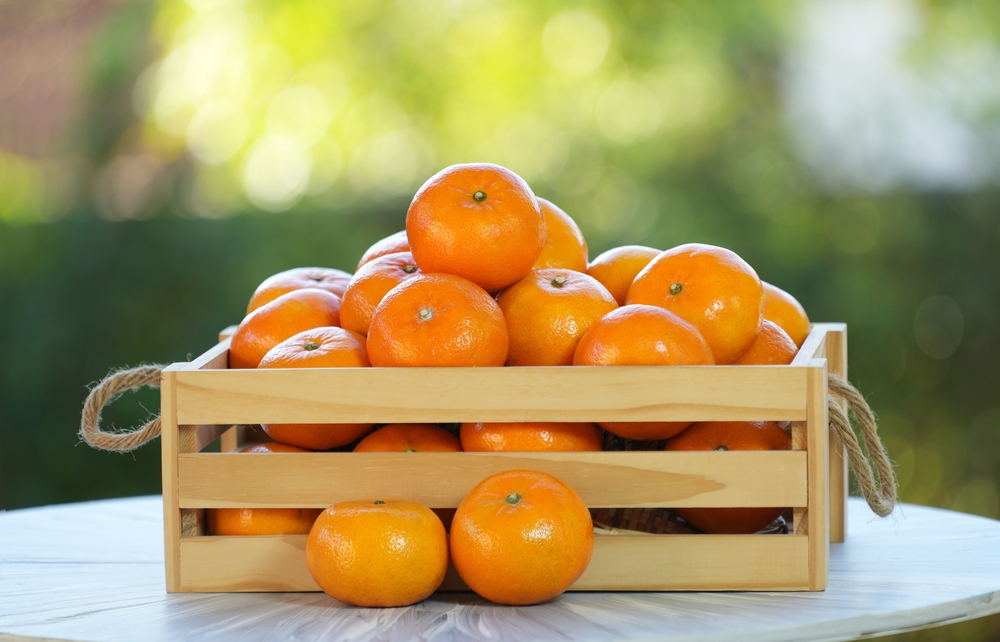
171 365 810 425
159 367 181 593
179 533 810 593
806 359 830 590
176 451 808 509
824 324 849 544
2 497 998 642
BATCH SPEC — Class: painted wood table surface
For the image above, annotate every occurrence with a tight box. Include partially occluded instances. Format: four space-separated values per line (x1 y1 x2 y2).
1 497 999 642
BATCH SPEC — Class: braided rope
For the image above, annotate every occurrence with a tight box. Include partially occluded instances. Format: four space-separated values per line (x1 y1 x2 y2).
827 373 897 517
79 365 166 452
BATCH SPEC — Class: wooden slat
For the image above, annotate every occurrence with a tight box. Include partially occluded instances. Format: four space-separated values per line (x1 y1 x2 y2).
178 532 809 593
824 324 849 544
172 365 809 425
806 358 830 590
177 451 808 509
160 368 181 593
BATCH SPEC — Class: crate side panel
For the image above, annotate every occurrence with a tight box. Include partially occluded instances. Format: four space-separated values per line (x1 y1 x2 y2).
178 534 809 592
173 366 808 425
177 451 808 509
573 534 810 591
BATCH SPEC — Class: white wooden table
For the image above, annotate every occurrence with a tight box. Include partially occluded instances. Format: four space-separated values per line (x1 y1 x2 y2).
1 497 998 642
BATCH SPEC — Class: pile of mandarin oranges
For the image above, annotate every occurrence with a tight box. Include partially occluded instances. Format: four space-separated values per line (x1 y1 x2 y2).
211 162 813 608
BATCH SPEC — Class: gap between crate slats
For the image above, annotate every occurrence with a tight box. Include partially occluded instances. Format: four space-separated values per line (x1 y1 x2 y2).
178 532 810 593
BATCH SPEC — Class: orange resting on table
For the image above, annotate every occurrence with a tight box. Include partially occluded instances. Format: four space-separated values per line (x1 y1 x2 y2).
366 273 509 367
229 288 342 369
460 421 603 452
735 319 798 366
627 243 764 364
450 469 594 605
246 267 352 314
763 281 811 348
307 499 448 607
357 230 410 270
664 421 791 534
497 268 617 366
340 252 422 336
406 163 545 293
257 326 373 449
574 304 714 440
208 442 321 536
586 245 660 306
531 197 588 273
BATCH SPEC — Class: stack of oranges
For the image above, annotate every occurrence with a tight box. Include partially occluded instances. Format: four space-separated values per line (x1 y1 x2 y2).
210 162 814 607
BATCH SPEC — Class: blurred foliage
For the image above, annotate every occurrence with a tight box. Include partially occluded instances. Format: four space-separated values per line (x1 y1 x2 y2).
2 0 1000 544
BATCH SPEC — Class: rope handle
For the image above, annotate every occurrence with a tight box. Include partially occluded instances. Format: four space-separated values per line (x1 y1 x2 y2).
79 365 165 453
79 365 898 517
827 373 898 517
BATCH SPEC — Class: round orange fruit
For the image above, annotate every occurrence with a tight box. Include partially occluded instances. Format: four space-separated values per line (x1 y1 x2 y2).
208 442 321 536
307 499 448 607
367 273 509 367
450 470 594 605
354 424 462 452
406 163 545 292
532 198 588 272
735 319 798 365
257 326 373 449
340 252 422 336
357 230 410 270
574 304 715 440
460 421 603 452
246 267 352 315
665 421 791 534
497 268 617 366
626 243 764 364
763 281 811 348
586 245 660 305
230 288 342 369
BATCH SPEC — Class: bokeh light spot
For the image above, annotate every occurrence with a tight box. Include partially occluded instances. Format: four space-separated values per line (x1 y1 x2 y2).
242 135 312 212
914 295 964 359
542 10 610 76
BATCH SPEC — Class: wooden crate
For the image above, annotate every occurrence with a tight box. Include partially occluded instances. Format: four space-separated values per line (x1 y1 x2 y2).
161 323 849 593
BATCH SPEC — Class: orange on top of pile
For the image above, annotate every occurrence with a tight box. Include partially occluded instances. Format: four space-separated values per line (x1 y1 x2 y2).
226 162 810 443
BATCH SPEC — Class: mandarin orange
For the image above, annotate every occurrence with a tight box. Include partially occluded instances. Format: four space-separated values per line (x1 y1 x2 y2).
354 423 462 452
230 288 342 369
497 268 617 366
460 421 602 452
626 243 764 364
574 304 714 440
665 421 791 534
763 281 811 348
586 245 660 305
340 252 422 336
532 198 588 272
367 273 509 367
257 326 373 449
307 499 448 607
406 163 545 292
246 267 351 314
357 230 410 269
451 470 594 605
208 442 321 536
735 319 798 365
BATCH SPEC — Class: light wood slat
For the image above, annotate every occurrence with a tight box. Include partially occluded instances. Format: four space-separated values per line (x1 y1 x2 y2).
824 324 849 543
172 365 809 425
160 368 181 593
177 451 808 509
806 358 830 590
178 533 809 593
791 324 827 366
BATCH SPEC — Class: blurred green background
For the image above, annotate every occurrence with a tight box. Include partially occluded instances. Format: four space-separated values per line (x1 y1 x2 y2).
2 0 999 556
